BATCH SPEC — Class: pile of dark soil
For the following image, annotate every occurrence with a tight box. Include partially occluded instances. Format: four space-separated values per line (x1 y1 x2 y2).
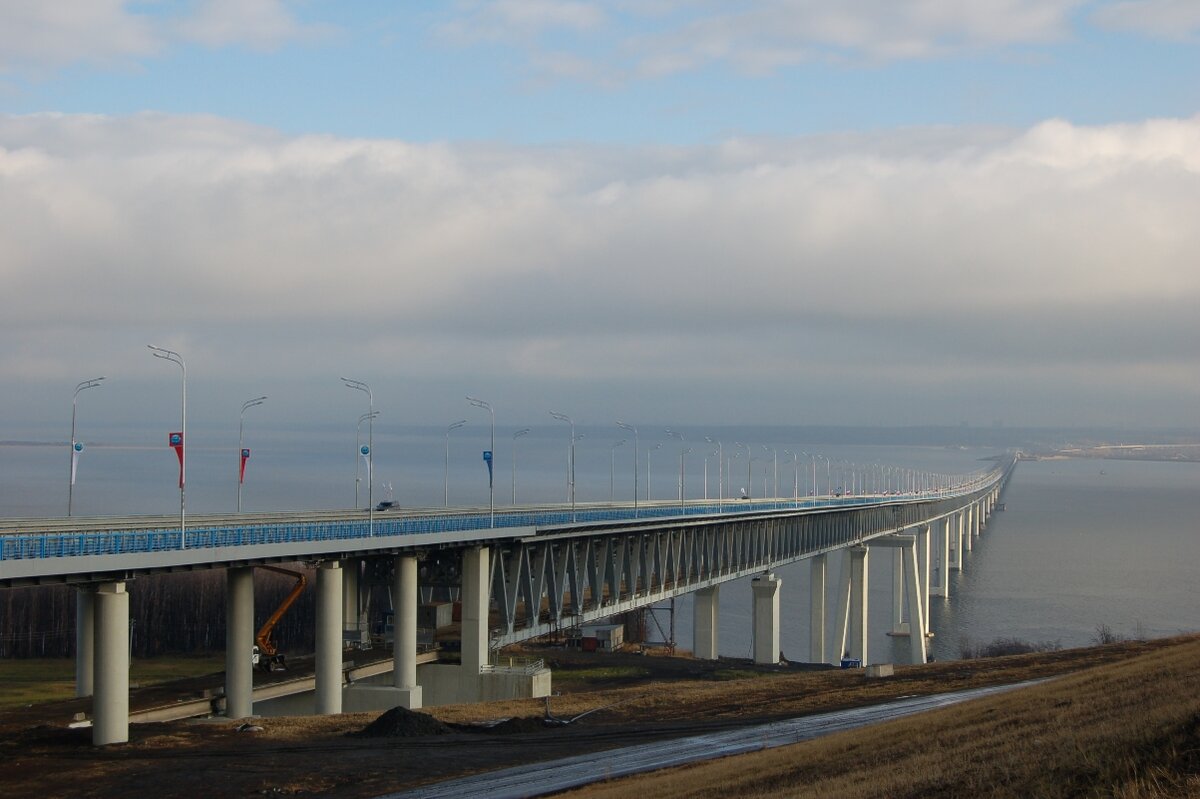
473 716 555 734
351 707 452 738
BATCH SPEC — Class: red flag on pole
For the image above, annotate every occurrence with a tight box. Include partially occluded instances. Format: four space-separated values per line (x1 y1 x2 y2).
169 432 184 488
240 448 250 484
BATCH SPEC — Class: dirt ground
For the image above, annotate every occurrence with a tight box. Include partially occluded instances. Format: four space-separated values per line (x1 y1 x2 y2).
0 638 1185 799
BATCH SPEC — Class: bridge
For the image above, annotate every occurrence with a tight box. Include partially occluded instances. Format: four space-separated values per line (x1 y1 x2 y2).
0 456 1014 745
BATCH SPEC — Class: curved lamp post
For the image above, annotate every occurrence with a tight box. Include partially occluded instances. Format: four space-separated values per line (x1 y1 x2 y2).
445 419 467 507
355 411 380 507
616 421 639 517
735 442 752 500
342 377 375 535
237 395 267 512
550 411 576 521
646 443 662 502
666 429 687 509
68 376 105 516
148 345 186 546
466 396 494 527
609 439 625 503
763 445 778 506
704 436 723 509
512 428 530 504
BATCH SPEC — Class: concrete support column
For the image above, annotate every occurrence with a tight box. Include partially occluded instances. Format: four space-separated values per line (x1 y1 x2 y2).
974 502 983 536
953 513 964 571
394 555 419 693
848 547 869 663
692 586 720 660
809 554 826 664
890 549 908 635
751 574 781 665
963 505 974 552
75 587 94 698
933 517 951 597
342 557 360 641
92 581 129 746
225 567 255 719
902 542 928 665
315 561 343 715
461 547 490 678
917 525 931 634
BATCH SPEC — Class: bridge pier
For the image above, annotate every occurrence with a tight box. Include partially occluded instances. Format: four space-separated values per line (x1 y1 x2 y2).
460 546 489 697
891 549 909 635
751 574 780 665
952 512 964 571
809 554 826 663
835 547 869 664
92 581 129 745
692 585 719 660
75 586 94 697
871 536 928 664
917 524 931 633
315 561 343 715
342 557 360 645
225 566 254 719
344 554 424 710
933 516 950 598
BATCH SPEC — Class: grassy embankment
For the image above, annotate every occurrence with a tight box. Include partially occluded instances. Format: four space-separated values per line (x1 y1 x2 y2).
0 655 225 709
561 636 1200 799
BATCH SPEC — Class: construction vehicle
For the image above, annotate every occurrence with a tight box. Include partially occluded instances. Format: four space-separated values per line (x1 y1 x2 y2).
253 565 307 672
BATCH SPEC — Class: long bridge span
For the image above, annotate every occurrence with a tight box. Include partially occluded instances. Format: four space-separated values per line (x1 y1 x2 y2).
0 456 1014 745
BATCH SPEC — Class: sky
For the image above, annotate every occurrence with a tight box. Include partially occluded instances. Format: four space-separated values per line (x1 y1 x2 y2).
2 1 1199 438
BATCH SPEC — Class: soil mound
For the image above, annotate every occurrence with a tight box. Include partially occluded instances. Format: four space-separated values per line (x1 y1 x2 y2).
479 716 554 734
352 707 452 738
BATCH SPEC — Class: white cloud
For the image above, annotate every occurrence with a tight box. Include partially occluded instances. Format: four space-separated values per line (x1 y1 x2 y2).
434 0 1087 83
2 112 1199 426
1091 0 1200 40
0 1 326 72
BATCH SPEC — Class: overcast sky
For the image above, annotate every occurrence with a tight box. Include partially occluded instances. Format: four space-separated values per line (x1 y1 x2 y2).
2 1 1198 437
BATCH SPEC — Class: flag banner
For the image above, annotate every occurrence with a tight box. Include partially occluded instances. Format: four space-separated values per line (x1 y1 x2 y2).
169 432 184 488
240 448 251 484
70 441 82 486
360 446 371 484
483 450 493 484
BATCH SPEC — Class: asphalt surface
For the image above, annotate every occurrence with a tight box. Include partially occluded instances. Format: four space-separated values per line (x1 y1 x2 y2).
381 681 1036 799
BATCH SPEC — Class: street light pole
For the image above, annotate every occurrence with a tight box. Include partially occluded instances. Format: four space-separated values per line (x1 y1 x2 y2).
610 440 625 503
444 419 467 507
148 345 186 546
735 442 752 500
342 377 374 535
763 445 778 506
784 450 799 501
355 411 379 508
616 421 639 517
646 443 661 502
237 396 267 512
666 429 686 509
68 376 104 516
511 428 530 505
550 411 576 521
466 396 494 527
705 436 723 509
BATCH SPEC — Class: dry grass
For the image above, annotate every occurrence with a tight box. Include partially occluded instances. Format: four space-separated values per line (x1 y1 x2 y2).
560 637 1200 798
0 655 224 709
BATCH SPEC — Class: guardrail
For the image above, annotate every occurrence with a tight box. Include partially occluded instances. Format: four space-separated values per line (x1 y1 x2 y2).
481 656 546 675
0 470 1003 563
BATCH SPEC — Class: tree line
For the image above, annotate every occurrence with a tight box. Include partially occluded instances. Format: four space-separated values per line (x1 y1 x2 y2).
0 566 319 659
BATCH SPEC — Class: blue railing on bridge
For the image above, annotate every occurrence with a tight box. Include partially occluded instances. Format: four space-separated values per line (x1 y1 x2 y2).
0 489 973 563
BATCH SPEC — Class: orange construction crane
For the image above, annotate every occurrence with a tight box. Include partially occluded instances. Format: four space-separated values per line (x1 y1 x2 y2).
253 565 307 672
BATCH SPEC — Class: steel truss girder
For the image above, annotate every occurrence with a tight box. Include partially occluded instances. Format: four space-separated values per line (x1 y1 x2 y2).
486 483 1000 648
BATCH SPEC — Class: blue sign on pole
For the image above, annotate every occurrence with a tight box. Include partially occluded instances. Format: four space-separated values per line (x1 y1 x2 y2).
73 442 84 453
360 445 370 457
482 450 493 482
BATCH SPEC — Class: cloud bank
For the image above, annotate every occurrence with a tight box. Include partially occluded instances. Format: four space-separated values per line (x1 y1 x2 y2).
2 112 1198 428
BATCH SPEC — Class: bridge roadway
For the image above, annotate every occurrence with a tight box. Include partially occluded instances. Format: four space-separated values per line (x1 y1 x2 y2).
0 457 1014 746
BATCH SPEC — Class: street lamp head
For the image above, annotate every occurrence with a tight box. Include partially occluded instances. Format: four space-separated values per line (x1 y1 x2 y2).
513 427 530 439
612 439 626 449
616 420 637 434
550 411 572 424
466 395 491 411
448 419 467 432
